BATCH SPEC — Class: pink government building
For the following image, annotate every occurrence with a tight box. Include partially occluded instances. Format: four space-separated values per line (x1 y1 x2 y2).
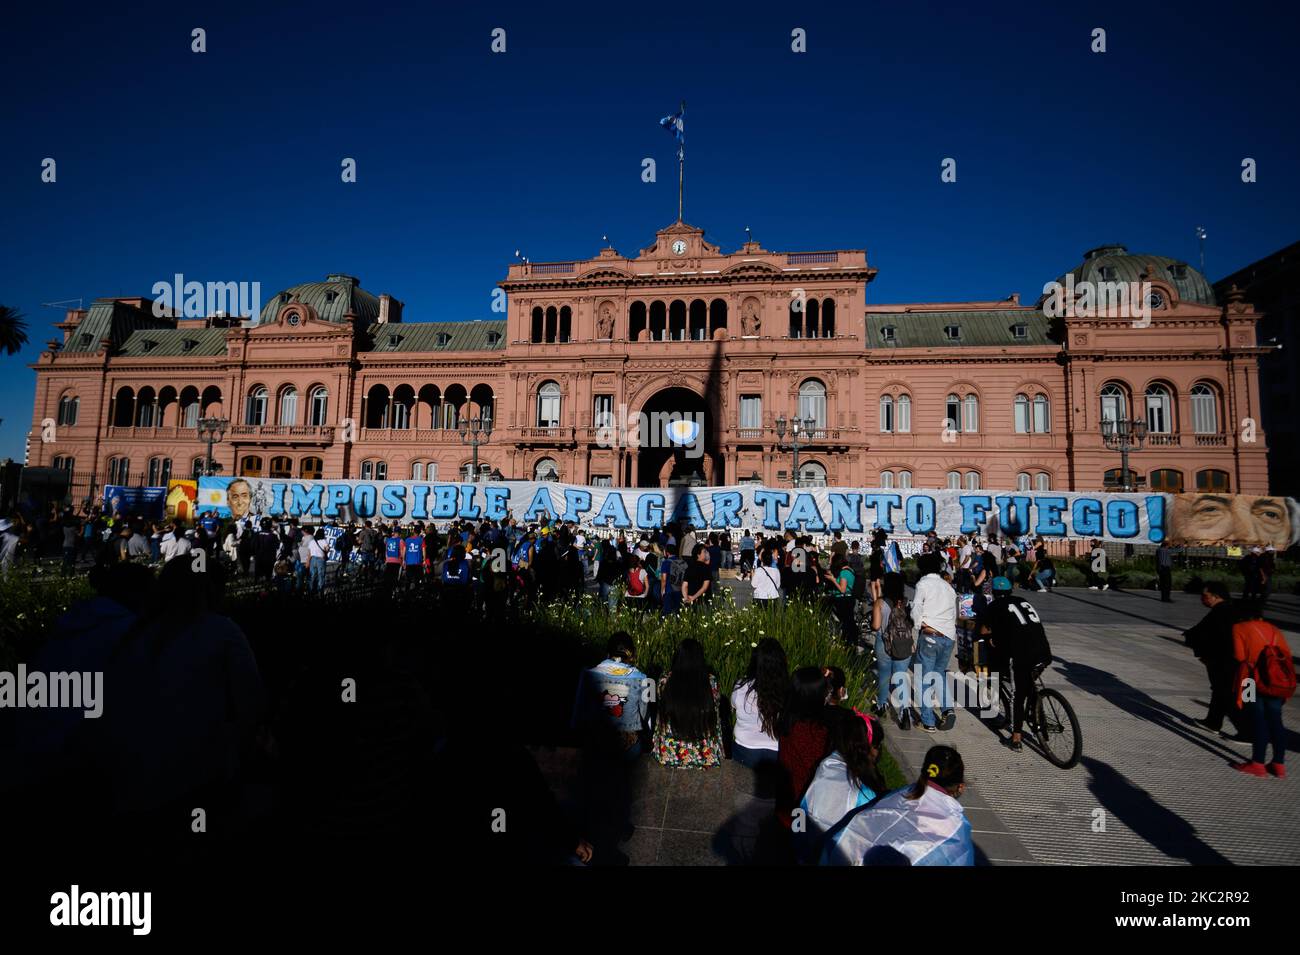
25 219 1270 501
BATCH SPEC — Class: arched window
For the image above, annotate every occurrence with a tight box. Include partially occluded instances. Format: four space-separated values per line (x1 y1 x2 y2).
239 455 263 477
899 470 912 489
946 394 961 432
135 387 157 428
267 456 291 478
962 394 979 433
53 455 74 472
58 394 79 426
799 461 827 487
880 470 895 489
946 470 961 490
896 394 911 433
1190 383 1218 434
246 386 268 426
300 457 323 479
308 387 328 427
278 386 298 426
360 460 388 481
1033 394 1050 433
411 462 425 480
880 395 894 433
146 457 171 486
1196 469 1230 492
964 471 981 491
799 380 827 430
1014 394 1030 433
1034 472 1051 492
1150 469 1184 492
537 381 561 428
1100 383 1127 425
1016 472 1031 491
534 457 559 481
392 385 414 430
1145 384 1173 434
180 386 200 428
108 457 130 484
821 299 836 337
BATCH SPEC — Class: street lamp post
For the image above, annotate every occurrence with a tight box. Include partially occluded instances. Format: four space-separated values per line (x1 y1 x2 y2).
197 416 229 477
459 414 492 481
775 415 817 489
1101 417 1149 492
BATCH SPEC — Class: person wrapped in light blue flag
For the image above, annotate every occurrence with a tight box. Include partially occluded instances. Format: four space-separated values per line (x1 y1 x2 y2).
883 540 901 574
821 744 974 866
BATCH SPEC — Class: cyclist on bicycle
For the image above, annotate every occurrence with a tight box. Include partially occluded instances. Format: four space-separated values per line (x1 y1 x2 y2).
978 576 1052 751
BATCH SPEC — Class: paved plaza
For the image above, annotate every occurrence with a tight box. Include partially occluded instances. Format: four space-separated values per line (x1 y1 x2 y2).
536 584 1300 865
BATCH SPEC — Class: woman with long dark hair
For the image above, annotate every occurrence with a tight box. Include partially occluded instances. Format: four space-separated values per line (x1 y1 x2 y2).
653 639 724 768
824 553 858 646
776 667 834 828
873 571 914 728
730 638 789 768
799 709 886 861
868 528 887 601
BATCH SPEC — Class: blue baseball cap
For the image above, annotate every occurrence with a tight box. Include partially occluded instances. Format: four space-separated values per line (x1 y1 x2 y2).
992 576 1013 592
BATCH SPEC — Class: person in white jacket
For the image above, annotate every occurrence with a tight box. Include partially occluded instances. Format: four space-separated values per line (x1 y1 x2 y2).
159 522 192 563
911 552 957 732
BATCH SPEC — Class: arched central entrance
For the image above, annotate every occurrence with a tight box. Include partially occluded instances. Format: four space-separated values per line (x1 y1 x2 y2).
635 387 720 488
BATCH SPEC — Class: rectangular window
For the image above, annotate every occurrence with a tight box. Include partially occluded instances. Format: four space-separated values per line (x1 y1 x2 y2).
1014 399 1030 434
946 397 961 432
899 470 912 489
880 397 894 433
593 395 614 429
591 475 612 487
740 396 762 429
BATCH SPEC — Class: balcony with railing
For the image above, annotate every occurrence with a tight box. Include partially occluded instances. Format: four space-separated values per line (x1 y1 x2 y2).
1194 433 1228 446
106 425 200 440
228 424 335 442
1146 433 1180 447
515 426 575 443
357 428 469 444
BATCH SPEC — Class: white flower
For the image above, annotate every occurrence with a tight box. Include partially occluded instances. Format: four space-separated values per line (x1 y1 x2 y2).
751 642 758 647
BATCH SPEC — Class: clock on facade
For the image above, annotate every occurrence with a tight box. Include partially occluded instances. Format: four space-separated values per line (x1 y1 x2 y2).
1145 291 1165 310
671 239 687 256
287 313 301 326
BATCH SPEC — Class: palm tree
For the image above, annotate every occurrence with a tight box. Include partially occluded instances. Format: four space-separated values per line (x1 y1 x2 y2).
0 305 29 356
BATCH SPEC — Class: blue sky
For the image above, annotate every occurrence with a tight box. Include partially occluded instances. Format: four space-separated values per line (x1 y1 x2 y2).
2 0 1297 459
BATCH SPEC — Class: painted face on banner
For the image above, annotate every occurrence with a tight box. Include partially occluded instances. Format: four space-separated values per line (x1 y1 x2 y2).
1170 493 1294 548
227 479 253 520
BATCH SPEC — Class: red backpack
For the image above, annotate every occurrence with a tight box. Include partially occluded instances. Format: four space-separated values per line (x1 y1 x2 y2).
1251 624 1297 700
627 568 646 597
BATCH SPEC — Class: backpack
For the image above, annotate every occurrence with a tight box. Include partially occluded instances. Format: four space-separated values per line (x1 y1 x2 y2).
883 600 916 661
667 557 688 593
1252 627 1297 699
627 567 646 597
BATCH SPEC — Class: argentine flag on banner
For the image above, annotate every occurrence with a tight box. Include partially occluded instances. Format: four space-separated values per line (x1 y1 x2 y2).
883 541 901 574
660 102 684 156
201 479 229 513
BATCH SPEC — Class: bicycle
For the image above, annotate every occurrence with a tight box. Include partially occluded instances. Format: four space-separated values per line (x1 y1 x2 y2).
997 661 1083 769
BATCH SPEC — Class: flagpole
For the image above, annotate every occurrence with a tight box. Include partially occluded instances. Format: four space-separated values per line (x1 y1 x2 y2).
678 144 684 222
678 99 685 222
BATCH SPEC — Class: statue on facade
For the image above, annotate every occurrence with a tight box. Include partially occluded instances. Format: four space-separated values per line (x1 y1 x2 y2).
741 299 761 337
596 303 615 339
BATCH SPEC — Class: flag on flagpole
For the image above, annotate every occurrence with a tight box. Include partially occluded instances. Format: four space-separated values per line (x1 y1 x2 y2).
660 101 685 158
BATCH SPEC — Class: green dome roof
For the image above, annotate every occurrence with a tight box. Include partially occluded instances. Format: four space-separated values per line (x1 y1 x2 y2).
258 274 382 324
1046 246 1216 307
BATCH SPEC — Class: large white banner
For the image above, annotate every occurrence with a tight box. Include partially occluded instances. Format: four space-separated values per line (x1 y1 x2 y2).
196 477 1300 546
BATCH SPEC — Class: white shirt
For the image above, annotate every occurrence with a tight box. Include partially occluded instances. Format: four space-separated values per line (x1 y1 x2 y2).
304 536 326 560
752 563 782 600
730 679 778 751
912 573 957 640
160 531 191 562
